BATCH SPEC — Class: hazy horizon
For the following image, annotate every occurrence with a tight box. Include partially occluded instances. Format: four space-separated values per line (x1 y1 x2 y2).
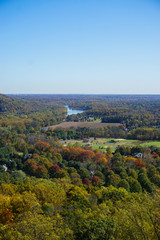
6 93 160 97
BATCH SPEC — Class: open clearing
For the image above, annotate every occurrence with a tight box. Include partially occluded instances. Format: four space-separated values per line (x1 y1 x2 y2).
60 138 140 151
44 121 121 130
140 141 160 148
59 138 160 151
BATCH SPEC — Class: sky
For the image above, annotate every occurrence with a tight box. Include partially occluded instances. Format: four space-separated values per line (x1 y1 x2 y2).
0 0 160 94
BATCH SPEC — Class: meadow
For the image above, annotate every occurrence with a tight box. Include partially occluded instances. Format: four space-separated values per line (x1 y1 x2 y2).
60 138 160 151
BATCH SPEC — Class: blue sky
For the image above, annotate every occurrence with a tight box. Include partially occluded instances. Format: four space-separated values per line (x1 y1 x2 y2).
0 0 160 94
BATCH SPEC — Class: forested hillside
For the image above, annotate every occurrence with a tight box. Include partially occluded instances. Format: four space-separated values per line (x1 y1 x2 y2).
0 94 27 113
0 94 160 239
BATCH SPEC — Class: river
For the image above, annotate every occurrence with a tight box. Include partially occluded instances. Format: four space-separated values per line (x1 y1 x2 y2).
65 105 84 116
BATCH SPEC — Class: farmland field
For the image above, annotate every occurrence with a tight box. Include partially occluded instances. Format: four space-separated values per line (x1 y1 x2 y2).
59 138 160 151
140 141 160 148
44 121 121 131
60 138 140 150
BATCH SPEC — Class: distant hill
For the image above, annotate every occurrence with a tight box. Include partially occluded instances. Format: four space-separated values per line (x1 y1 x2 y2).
0 94 64 114
0 94 43 114
0 94 28 113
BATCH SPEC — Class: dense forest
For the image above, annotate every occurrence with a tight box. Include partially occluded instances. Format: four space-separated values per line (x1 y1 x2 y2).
0 94 160 239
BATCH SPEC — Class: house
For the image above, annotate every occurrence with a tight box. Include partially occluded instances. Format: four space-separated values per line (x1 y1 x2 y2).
3 164 8 172
83 139 89 143
24 154 32 160
134 153 143 158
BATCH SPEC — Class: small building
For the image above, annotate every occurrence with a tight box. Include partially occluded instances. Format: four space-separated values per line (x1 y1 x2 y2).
24 154 32 160
134 153 143 158
83 139 89 143
3 164 8 172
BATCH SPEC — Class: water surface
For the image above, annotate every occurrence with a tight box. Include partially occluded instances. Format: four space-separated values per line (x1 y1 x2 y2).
65 105 84 116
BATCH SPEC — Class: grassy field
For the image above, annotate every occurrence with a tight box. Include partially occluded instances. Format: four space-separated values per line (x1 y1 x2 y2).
87 117 102 123
91 139 140 151
60 138 139 151
140 141 160 148
59 138 160 151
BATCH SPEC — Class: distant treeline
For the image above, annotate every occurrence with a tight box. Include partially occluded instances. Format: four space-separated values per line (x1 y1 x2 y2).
0 94 160 140
45 127 160 141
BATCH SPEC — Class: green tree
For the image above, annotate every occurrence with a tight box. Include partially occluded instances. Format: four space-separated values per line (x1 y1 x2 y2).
118 179 130 192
